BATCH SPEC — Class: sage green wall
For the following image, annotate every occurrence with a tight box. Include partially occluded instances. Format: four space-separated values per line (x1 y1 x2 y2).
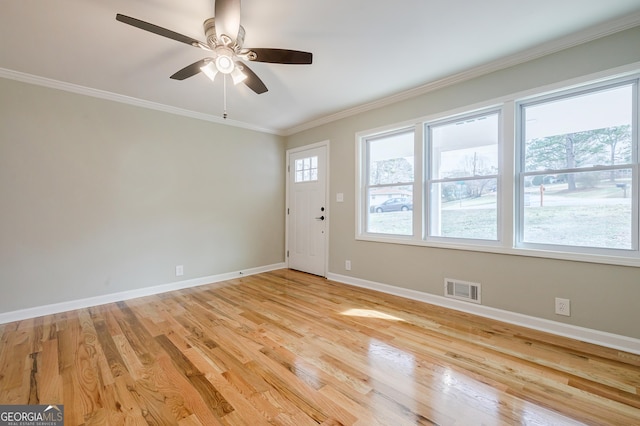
0 78 285 313
286 26 640 339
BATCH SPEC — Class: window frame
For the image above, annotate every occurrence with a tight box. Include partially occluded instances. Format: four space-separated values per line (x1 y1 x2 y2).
359 125 418 239
424 108 503 245
355 67 640 267
515 77 639 256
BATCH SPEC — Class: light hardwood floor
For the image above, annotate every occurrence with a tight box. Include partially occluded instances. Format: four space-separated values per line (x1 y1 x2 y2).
1 269 639 425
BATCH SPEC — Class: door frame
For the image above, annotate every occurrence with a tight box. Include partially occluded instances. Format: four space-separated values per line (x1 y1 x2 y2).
285 140 330 277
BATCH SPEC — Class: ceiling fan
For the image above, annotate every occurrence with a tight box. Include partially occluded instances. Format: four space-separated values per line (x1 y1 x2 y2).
116 0 312 116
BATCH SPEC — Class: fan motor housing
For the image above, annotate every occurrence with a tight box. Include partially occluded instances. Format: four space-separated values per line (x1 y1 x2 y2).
203 18 245 49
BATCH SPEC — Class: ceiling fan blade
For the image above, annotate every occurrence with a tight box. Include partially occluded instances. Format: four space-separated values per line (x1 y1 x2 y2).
246 48 313 64
170 59 209 80
116 14 207 49
237 62 268 94
214 0 241 42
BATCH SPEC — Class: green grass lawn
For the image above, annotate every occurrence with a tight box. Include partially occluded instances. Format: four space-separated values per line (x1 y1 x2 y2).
368 188 632 249
523 203 632 249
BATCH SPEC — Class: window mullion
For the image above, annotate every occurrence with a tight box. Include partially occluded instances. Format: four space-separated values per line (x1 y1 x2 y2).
413 123 424 240
501 102 515 248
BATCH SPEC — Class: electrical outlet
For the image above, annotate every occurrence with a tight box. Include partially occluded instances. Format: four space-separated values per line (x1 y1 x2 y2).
345 260 351 271
176 265 184 277
555 297 570 316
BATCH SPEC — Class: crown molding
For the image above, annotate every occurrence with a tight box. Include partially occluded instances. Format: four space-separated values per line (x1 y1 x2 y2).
3 10 639 138
0 68 281 135
283 12 640 136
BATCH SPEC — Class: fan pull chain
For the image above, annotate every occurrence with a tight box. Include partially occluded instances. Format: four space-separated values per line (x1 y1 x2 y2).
223 74 228 119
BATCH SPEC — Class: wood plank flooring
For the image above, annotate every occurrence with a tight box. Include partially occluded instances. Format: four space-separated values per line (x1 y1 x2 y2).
1 269 639 425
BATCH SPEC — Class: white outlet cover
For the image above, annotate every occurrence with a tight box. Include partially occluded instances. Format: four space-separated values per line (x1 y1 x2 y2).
555 297 570 316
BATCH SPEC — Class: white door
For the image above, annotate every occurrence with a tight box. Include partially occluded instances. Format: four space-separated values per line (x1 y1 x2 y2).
287 144 327 276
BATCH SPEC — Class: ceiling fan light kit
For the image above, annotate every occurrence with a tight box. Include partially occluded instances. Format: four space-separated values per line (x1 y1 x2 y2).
200 61 218 81
115 0 312 119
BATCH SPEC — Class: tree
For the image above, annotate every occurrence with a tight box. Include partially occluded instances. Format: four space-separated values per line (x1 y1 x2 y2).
590 125 631 181
460 151 496 177
525 127 622 190
370 157 413 185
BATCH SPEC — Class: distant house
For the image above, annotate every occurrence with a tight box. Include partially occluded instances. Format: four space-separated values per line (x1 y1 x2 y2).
369 187 412 203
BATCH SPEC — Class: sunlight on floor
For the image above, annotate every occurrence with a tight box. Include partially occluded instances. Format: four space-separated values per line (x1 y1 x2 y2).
340 308 405 321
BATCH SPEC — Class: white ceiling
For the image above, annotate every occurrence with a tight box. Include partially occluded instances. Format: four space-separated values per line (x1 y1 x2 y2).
2 0 640 135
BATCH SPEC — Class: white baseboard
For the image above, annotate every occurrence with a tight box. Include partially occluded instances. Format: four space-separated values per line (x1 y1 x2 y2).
0 263 286 325
327 272 640 356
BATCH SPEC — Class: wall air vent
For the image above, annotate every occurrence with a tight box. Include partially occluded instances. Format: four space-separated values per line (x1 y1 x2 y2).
444 278 481 304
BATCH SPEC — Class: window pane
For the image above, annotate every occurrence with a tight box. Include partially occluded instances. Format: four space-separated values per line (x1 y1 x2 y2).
367 186 413 235
368 131 414 185
524 85 633 172
431 113 499 179
522 170 632 249
427 111 500 241
294 156 318 183
430 178 497 240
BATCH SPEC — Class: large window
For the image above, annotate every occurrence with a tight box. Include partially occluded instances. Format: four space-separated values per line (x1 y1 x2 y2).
427 110 500 241
518 81 637 252
356 71 640 265
363 129 415 236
